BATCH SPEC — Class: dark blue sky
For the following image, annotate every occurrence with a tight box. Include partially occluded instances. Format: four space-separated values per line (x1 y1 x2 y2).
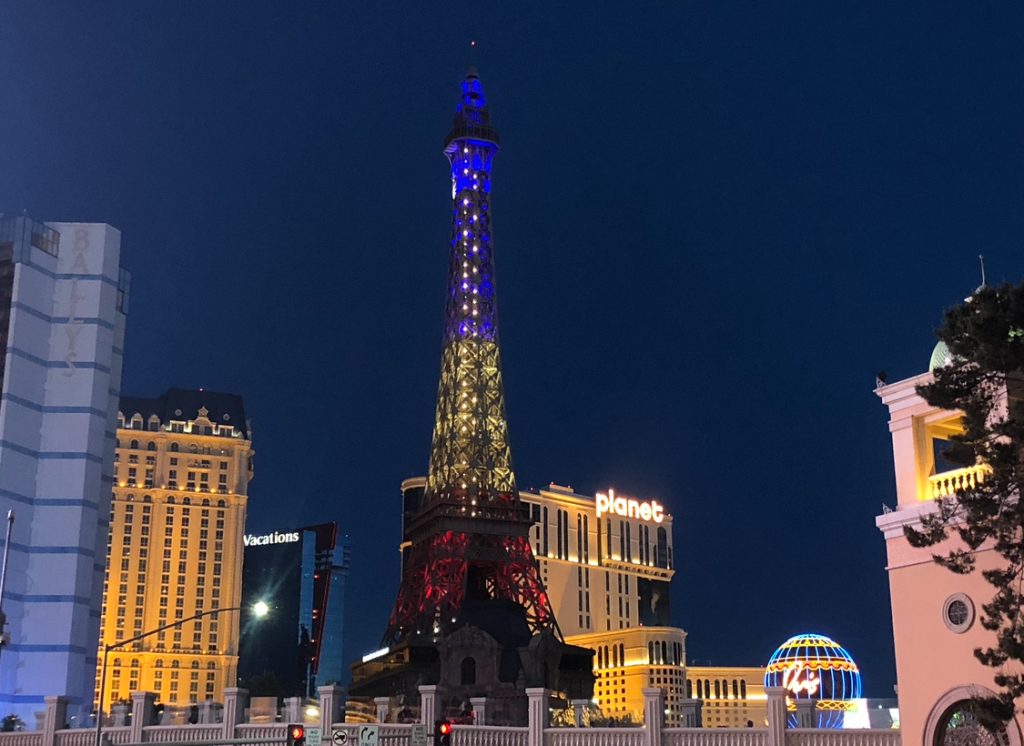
3 2 1023 697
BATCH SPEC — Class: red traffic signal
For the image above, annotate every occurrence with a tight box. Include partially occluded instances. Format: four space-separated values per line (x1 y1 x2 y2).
434 720 453 746
288 724 306 746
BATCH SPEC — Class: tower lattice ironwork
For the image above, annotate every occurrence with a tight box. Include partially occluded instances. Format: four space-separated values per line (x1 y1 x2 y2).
383 69 556 645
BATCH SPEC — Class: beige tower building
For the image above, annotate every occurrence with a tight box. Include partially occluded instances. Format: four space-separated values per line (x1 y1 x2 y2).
97 389 252 711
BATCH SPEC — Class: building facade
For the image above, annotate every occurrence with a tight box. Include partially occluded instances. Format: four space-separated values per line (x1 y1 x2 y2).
876 346 1024 745
399 479 689 723
238 523 351 698
685 666 767 728
522 484 690 724
96 390 252 712
0 217 129 723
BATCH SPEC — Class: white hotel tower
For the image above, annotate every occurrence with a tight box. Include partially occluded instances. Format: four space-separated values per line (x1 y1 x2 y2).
0 216 129 724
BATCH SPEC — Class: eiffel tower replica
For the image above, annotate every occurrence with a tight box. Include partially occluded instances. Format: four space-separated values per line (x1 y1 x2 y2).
349 69 594 723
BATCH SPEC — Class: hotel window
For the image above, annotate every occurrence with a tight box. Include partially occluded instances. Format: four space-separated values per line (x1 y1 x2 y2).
583 515 589 563
606 520 612 559
625 523 632 562
740 681 747 698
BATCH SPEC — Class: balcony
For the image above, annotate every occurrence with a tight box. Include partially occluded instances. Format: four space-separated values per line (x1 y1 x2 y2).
928 464 988 499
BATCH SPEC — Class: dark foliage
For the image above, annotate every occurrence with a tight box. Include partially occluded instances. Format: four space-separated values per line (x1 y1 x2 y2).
904 282 1024 727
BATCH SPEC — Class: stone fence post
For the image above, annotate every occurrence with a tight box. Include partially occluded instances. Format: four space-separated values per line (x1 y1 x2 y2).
526 688 548 746
570 699 587 727
319 685 345 731
373 697 390 724
677 698 702 728
419 686 440 726
199 700 222 724
794 699 816 729
222 688 248 740
469 697 487 726
765 687 787 746
42 696 67 746
130 692 156 743
642 689 664 746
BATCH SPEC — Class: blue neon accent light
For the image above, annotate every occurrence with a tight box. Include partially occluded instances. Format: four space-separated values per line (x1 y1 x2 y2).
764 632 862 729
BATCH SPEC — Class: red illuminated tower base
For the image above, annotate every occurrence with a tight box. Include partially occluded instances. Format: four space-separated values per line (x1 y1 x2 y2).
349 70 593 723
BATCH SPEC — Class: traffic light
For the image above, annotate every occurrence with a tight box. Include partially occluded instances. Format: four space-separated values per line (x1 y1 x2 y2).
434 720 452 746
288 724 306 746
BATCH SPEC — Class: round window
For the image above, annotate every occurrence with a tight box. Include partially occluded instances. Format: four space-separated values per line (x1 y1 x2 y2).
943 593 975 634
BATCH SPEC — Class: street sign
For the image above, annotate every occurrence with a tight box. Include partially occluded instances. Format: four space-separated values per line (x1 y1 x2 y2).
358 725 379 746
307 727 323 746
411 724 427 746
331 729 348 746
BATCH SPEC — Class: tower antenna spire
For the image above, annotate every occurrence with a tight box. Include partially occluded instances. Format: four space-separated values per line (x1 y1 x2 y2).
979 254 987 289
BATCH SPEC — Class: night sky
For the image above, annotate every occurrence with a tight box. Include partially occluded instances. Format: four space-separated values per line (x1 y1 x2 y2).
3 2 1024 698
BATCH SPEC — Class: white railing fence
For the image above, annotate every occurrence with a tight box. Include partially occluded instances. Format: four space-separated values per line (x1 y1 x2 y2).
664 728 768 746
0 687 898 746
784 731 900 746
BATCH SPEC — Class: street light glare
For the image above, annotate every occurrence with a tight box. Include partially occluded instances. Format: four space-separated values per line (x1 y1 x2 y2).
252 600 270 618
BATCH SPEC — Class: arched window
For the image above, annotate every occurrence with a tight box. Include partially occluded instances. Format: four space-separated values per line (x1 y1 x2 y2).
217 499 226 507
656 527 669 568
597 648 603 668
733 680 739 698
130 440 139 450
167 496 175 504
661 641 668 665
714 680 720 699
131 415 143 430
171 660 180 668
619 643 625 666
696 680 703 698
202 498 210 506
170 443 179 452
148 415 160 431
207 662 216 669
935 701 1005 745
740 680 747 699
704 679 710 699
183 497 191 505
612 646 618 668
131 659 140 668
460 657 476 685
191 660 199 669
155 660 164 668
143 494 152 503
113 657 122 667
686 679 693 698
147 441 156 451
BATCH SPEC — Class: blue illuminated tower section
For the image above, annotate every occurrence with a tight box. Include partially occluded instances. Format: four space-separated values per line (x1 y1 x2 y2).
426 67 512 503
382 69 555 645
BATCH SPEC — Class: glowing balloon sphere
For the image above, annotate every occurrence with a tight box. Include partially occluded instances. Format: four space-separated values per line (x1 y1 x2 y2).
764 633 862 728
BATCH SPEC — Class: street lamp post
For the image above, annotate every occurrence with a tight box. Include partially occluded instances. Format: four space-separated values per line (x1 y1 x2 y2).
94 601 268 746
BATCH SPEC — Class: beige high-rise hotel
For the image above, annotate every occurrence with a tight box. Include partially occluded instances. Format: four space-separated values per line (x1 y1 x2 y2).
96 389 252 712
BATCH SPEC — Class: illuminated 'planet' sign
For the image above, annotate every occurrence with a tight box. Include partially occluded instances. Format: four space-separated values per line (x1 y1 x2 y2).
764 633 862 729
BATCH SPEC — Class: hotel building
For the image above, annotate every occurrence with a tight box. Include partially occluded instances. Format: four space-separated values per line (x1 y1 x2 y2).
0 217 129 723
685 665 766 728
238 523 351 697
876 339 1024 745
399 479 688 724
96 389 252 712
